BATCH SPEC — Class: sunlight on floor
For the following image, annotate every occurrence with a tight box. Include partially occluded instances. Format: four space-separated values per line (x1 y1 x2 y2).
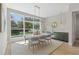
15 40 29 45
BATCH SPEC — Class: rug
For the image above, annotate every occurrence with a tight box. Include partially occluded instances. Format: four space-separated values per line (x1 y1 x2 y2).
11 39 63 55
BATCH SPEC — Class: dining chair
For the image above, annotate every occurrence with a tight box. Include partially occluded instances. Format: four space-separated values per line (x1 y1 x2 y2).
39 35 46 47
28 37 40 51
45 34 53 45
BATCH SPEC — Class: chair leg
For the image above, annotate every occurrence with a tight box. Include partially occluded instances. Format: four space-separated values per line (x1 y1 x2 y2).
41 41 45 47
32 45 34 54
37 44 39 48
25 40 26 43
28 43 30 48
50 39 52 44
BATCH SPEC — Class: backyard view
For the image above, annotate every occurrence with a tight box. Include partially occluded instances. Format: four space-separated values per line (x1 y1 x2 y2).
11 13 24 36
11 12 40 36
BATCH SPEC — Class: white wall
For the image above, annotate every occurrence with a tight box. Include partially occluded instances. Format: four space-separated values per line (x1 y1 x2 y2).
71 12 76 44
45 12 70 32
0 33 7 54
0 4 7 54
45 11 73 45
70 3 79 12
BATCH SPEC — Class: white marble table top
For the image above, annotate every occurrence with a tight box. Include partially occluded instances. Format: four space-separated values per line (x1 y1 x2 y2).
25 33 51 40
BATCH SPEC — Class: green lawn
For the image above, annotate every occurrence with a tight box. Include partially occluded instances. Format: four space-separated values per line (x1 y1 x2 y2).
11 30 33 36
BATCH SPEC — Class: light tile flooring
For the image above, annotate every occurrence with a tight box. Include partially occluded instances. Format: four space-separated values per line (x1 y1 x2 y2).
5 39 63 55
5 39 79 55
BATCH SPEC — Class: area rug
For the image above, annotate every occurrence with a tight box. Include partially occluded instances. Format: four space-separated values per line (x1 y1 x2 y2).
11 39 63 55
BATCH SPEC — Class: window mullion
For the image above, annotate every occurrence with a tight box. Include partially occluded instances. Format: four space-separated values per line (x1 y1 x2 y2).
23 16 25 36
33 17 34 35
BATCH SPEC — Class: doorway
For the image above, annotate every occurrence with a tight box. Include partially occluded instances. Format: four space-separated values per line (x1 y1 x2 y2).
72 11 79 47
76 14 79 39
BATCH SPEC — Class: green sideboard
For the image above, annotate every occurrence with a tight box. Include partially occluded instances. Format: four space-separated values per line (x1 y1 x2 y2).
52 32 68 42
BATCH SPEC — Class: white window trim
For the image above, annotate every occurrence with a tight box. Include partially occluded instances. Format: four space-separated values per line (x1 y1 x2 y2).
10 11 42 38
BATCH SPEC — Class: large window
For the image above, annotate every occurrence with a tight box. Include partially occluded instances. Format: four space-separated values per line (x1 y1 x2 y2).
25 17 33 35
10 12 41 37
33 18 40 34
11 13 23 36
25 17 41 35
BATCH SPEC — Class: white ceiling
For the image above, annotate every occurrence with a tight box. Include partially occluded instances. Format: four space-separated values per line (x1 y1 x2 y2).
5 3 70 18
33 3 70 17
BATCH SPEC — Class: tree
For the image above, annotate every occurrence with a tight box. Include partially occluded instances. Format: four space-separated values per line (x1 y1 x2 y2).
25 22 33 29
34 23 40 30
11 20 17 27
17 21 23 28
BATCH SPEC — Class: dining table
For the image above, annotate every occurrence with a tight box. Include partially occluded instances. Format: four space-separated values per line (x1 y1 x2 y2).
24 33 52 43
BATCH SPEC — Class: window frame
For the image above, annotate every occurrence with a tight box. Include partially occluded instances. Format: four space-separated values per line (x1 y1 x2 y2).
9 9 42 38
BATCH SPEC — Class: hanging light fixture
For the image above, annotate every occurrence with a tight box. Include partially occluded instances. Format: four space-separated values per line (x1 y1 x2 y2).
33 5 41 35
34 5 40 17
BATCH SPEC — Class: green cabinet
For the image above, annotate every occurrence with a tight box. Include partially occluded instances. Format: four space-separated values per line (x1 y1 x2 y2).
53 32 68 42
